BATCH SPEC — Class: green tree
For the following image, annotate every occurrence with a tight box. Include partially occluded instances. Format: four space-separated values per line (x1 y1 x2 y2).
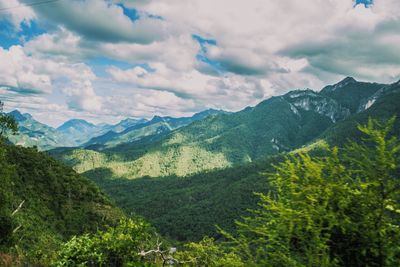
55 218 160 266
175 237 244 267
220 117 400 266
0 100 18 138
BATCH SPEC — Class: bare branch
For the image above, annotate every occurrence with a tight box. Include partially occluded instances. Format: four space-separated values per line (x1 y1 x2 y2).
11 200 25 217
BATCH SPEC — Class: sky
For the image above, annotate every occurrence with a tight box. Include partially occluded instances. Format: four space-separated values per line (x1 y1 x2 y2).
0 0 399 127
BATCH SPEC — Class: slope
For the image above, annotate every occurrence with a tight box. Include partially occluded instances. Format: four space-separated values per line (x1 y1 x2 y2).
0 140 123 263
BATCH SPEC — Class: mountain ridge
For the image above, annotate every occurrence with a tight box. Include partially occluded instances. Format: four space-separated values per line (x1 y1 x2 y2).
51 77 397 180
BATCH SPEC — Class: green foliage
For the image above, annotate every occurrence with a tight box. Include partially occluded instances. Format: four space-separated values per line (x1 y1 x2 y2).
175 237 244 266
54 218 159 267
219 117 400 266
0 101 18 138
0 101 17 249
0 181 13 250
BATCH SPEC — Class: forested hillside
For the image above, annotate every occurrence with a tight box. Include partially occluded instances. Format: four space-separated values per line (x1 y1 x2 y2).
0 117 123 265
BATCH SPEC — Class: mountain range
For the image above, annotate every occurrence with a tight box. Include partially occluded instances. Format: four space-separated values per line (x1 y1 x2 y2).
54 76 400 242
6 109 224 151
50 77 398 180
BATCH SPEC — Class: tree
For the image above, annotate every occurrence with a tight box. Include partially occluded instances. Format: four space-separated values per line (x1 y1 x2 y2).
55 218 161 266
219 117 400 266
0 100 18 137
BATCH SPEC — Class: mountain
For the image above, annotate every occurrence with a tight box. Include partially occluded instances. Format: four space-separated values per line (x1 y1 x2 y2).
57 119 103 144
52 77 389 180
320 76 384 113
104 118 148 133
5 113 150 150
0 140 122 263
83 109 226 149
6 110 75 150
79 79 400 243
323 80 400 145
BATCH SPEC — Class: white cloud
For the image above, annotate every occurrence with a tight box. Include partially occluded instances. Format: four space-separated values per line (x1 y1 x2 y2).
22 0 170 44
63 80 102 112
0 46 51 94
107 64 274 111
0 0 35 30
130 0 400 83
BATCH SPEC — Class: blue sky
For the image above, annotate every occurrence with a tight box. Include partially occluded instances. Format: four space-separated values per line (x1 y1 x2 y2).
0 0 399 126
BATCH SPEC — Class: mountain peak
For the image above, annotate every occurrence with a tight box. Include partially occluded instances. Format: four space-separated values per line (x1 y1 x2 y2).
57 119 96 131
8 110 28 122
192 109 225 118
151 115 165 123
340 76 357 84
321 77 358 94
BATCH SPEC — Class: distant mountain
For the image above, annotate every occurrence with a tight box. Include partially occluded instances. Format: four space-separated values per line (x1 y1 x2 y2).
5 112 150 150
52 77 393 180
57 119 103 144
83 109 226 149
5 108 226 151
104 118 148 133
6 110 75 150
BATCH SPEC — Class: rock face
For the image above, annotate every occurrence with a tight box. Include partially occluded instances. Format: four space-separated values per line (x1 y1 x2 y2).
283 90 350 122
358 80 400 112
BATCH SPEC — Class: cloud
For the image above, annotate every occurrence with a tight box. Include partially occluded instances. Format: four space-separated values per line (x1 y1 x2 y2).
63 81 102 112
0 0 35 30
130 0 400 82
0 46 51 94
21 0 169 44
107 64 275 110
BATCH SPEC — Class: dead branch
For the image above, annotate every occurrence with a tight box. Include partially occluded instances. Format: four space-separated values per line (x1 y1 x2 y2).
11 200 25 217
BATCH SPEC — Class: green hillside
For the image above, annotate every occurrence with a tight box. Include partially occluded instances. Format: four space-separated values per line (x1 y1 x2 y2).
0 140 123 264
